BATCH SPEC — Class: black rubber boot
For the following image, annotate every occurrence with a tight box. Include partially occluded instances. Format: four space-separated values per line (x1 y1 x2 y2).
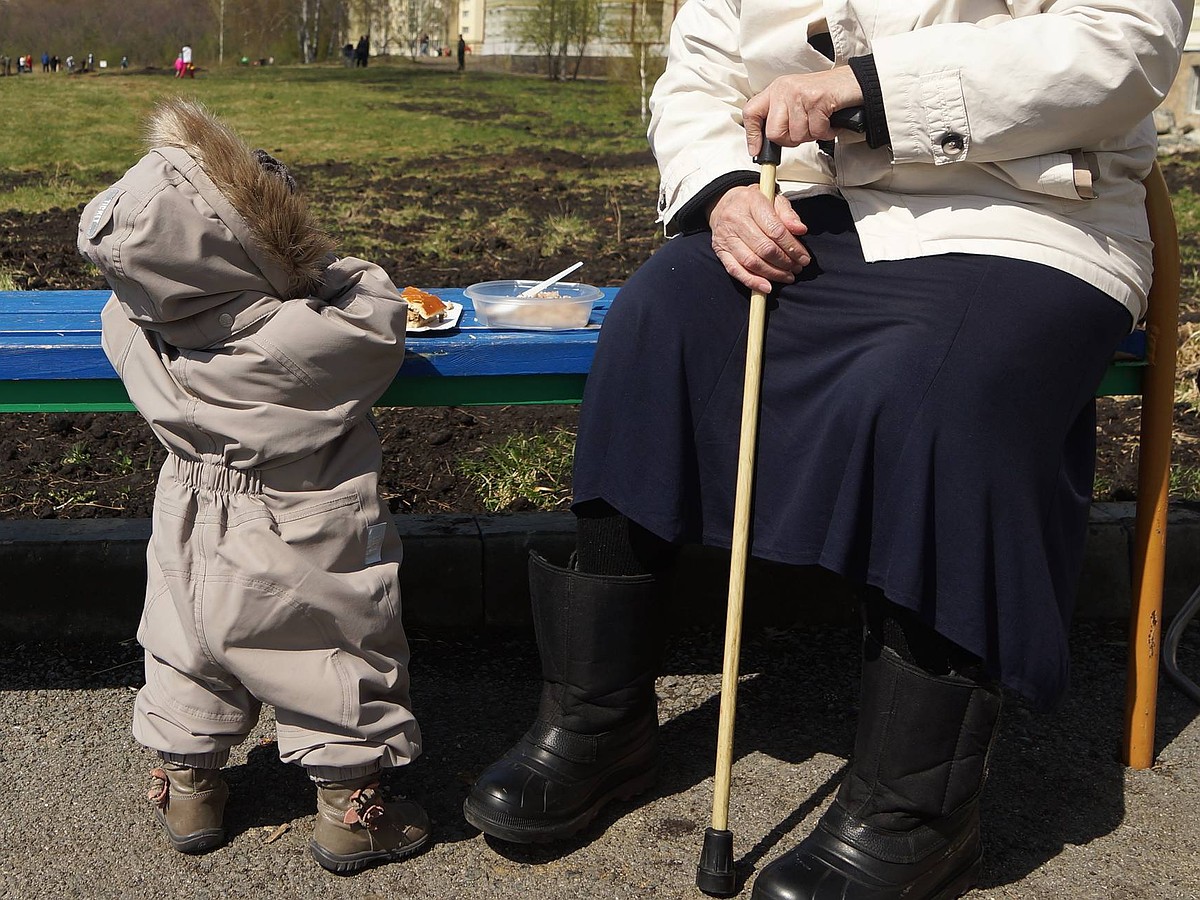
751 643 1002 900
463 552 664 843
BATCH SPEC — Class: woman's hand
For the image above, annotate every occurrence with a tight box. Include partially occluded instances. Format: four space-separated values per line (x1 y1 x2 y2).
743 67 864 157
707 185 810 294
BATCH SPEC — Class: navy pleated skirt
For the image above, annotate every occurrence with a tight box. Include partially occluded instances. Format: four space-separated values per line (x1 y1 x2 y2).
573 195 1132 707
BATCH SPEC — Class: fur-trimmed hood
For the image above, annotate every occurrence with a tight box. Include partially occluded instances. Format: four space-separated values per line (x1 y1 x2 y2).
78 98 335 349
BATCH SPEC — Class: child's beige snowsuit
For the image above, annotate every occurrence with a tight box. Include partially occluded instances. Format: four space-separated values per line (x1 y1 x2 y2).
77 100 420 777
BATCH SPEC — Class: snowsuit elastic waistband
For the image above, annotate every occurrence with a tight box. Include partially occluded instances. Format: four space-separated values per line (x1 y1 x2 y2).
166 455 263 496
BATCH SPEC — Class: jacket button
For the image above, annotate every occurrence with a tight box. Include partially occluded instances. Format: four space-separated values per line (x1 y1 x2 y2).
940 133 966 157
218 313 234 327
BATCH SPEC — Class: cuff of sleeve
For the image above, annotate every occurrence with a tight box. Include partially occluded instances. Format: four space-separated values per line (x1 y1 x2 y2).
848 55 891 150
669 170 761 235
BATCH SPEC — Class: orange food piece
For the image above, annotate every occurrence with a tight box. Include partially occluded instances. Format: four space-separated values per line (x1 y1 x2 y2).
402 285 448 326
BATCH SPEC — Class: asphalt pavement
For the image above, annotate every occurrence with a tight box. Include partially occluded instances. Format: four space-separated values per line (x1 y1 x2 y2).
2 617 1198 900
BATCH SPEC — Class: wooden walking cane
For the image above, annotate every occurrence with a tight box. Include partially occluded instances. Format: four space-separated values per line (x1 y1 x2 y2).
695 136 781 898
694 110 864 897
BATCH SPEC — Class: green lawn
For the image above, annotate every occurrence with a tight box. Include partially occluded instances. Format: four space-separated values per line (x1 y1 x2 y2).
0 61 653 214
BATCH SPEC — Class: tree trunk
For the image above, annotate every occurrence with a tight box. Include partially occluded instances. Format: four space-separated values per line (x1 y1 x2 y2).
297 0 312 63
638 44 648 123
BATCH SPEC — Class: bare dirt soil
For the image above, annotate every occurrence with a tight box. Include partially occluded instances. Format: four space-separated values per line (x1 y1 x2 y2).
2 153 1198 519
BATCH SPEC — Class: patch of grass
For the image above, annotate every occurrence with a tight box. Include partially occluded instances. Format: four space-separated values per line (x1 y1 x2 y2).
540 213 597 257
1177 320 1200 414
113 451 135 475
61 442 91 466
0 270 16 291
457 427 576 512
422 207 487 261
1170 464 1200 500
51 487 99 511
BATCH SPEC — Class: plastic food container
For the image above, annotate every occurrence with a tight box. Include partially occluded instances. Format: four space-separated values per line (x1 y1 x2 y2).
464 280 603 330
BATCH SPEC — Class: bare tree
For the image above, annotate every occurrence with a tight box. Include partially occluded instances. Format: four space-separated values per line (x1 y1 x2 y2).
563 0 604 79
296 0 319 62
512 0 602 80
397 0 448 60
511 0 561 78
211 0 224 65
615 0 666 121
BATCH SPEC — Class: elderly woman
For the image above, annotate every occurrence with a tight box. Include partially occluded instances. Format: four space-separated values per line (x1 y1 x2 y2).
466 3 1191 898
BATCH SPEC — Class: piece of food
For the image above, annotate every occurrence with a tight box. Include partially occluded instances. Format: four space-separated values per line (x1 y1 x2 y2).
402 285 449 327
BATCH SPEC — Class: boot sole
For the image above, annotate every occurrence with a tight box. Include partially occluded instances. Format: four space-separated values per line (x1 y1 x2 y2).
167 829 225 854
929 852 983 900
749 845 982 900
462 761 660 843
308 830 433 875
154 807 225 854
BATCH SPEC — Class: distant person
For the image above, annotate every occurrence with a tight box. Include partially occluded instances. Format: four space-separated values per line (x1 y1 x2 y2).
456 34 466 71
77 97 431 873
174 54 184 78
52 55 60 72
419 34 429 56
65 55 74 74
342 42 354 67
1 55 9 77
181 45 192 67
355 35 369 68
86 51 93 71
121 56 128 70
41 52 49 72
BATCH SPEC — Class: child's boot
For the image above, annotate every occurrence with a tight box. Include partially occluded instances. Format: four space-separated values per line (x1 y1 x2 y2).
310 775 432 874
146 761 229 854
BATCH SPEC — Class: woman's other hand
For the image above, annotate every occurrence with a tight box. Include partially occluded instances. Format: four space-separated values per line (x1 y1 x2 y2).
743 68 864 157
707 186 810 294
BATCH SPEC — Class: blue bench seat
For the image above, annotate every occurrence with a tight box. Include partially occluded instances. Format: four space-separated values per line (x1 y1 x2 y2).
0 289 617 412
0 288 1149 413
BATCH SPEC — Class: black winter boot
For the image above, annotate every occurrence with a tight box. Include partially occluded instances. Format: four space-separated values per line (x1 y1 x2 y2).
751 640 1002 900
463 552 664 842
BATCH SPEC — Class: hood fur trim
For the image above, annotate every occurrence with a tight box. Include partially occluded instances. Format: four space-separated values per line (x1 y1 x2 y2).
144 98 335 299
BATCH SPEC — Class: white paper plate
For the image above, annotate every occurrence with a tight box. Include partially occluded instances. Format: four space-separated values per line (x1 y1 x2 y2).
407 301 463 334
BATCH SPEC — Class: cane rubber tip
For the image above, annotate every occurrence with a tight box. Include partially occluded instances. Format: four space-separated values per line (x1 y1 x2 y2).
696 827 737 896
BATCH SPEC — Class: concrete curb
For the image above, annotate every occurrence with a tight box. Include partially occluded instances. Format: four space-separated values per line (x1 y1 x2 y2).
2 502 1199 642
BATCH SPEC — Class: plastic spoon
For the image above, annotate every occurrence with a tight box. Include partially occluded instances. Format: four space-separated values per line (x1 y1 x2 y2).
518 261 584 297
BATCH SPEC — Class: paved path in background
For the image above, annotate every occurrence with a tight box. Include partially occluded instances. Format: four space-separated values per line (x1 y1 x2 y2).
2 621 1198 899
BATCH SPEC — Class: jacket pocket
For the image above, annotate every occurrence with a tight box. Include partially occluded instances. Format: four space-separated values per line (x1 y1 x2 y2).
987 151 1097 201
271 491 369 574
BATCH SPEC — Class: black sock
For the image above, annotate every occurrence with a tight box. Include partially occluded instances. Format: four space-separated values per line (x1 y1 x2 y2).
574 499 677 577
860 587 988 682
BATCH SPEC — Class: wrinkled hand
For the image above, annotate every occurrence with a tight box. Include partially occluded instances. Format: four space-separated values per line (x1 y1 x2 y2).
707 185 810 294
743 67 864 157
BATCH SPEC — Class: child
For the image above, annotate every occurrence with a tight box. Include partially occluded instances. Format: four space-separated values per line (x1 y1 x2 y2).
77 98 428 873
